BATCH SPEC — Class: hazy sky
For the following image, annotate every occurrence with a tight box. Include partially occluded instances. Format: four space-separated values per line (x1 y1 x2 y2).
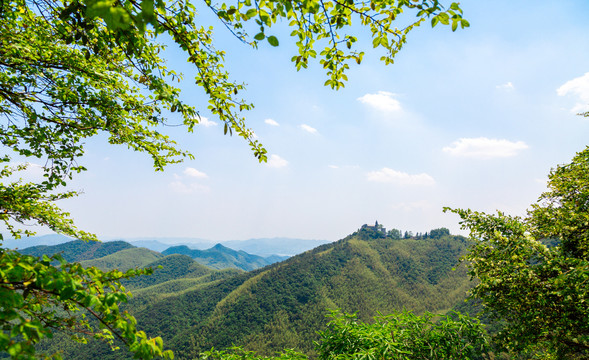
12 0 589 242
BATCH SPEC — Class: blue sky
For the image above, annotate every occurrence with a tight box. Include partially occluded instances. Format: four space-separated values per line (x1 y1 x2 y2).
14 0 589 242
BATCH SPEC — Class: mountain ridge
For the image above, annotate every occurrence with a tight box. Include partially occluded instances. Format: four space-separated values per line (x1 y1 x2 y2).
162 244 285 271
4 234 328 257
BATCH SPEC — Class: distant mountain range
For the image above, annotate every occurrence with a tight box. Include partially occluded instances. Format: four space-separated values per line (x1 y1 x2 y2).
162 244 288 271
2 234 78 249
3 234 330 257
16 239 283 273
222 238 331 256
30 226 473 359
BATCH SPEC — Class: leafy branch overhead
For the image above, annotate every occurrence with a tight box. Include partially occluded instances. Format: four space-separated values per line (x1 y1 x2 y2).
203 0 468 89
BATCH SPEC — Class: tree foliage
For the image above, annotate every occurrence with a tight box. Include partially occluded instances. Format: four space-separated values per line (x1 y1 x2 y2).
316 310 489 359
446 146 589 359
200 309 490 360
0 250 173 359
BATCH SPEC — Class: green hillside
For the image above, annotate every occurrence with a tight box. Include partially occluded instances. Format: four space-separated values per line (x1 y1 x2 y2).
33 228 473 359
123 254 242 290
32 254 243 360
166 233 471 358
19 240 135 262
162 243 275 271
80 247 164 271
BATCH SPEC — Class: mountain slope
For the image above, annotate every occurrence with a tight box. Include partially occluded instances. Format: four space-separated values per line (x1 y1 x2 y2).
80 247 164 271
122 253 241 290
141 231 473 358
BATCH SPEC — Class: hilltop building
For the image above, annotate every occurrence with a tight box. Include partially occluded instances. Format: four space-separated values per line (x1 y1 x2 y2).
359 221 387 238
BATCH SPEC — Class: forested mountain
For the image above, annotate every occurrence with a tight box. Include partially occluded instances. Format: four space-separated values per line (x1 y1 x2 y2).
19 240 134 262
80 247 164 271
123 254 242 291
163 244 287 271
37 227 473 359
130 238 325 257
5 235 324 258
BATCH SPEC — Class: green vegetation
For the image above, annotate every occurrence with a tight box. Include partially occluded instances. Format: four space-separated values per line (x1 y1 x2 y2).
33 231 473 359
81 248 164 272
201 310 489 360
315 310 489 359
4 0 585 357
447 146 589 359
122 254 241 290
0 239 172 359
0 250 168 359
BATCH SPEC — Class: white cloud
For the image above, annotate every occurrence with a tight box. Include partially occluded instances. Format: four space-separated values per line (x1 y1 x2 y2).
198 116 217 127
300 124 318 134
265 119 279 126
184 167 208 179
557 72 589 113
170 168 210 193
328 165 339 169
366 168 435 186
266 154 288 168
169 181 210 194
357 91 402 112
443 137 528 159
496 81 515 91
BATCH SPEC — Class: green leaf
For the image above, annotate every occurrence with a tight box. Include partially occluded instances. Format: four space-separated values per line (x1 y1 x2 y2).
267 35 279 47
141 0 155 22
245 8 257 19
